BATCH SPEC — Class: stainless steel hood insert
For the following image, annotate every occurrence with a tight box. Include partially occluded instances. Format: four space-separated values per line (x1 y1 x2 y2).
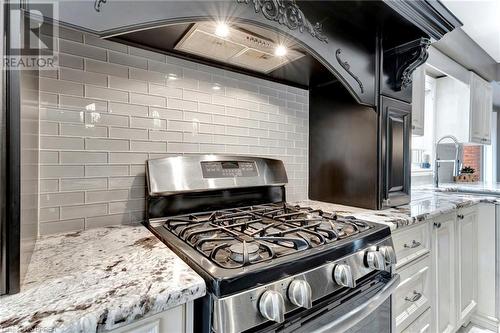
174 22 305 73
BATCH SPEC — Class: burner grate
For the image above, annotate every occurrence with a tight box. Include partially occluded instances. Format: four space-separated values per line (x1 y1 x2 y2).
162 203 371 268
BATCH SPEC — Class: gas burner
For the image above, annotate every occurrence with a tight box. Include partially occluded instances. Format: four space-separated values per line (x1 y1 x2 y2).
162 203 372 268
229 242 260 263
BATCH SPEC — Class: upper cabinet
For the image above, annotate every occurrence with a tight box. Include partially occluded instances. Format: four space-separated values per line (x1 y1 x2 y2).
411 66 426 136
469 72 493 145
435 72 493 145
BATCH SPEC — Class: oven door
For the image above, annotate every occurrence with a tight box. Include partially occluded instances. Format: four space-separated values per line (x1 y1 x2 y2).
281 274 400 333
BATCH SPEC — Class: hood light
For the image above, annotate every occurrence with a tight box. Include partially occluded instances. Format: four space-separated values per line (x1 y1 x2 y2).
274 45 287 57
215 23 230 38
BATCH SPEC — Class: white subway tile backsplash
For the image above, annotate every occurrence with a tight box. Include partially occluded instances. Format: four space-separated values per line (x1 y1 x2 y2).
60 151 107 164
84 34 128 53
40 192 85 207
40 179 59 193
60 178 107 191
60 203 108 219
149 84 182 99
40 207 60 222
41 136 84 150
86 85 128 103
39 219 85 235
109 152 148 164
109 101 148 117
39 30 309 235
148 130 182 142
108 199 145 214
85 213 130 228
40 151 59 164
40 77 84 96
60 67 107 86
60 123 108 138
110 127 148 140
109 76 148 93
59 53 84 70
59 95 108 112
130 116 166 130
60 39 107 61
86 189 129 203
85 138 129 151
149 107 182 120
129 68 165 84
85 165 129 177
130 140 166 152
108 50 147 69
85 59 128 78
130 92 165 107
130 47 165 62
108 176 145 189
40 121 59 135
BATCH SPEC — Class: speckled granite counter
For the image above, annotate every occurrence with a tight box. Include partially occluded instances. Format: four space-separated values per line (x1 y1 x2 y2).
0 225 206 333
296 190 500 231
417 182 500 195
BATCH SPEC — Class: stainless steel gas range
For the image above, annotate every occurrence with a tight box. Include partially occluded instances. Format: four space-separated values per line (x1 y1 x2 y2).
145 155 400 333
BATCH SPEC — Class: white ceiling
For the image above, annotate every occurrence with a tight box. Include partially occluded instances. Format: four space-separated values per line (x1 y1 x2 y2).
441 0 500 63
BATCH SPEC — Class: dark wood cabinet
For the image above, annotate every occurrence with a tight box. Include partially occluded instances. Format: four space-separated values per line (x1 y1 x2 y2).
381 96 411 207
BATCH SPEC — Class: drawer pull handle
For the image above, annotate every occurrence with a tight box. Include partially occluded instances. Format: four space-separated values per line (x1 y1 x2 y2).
405 290 422 302
403 240 421 249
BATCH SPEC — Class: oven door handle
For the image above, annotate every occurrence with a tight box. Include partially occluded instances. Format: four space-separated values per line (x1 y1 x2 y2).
313 274 400 333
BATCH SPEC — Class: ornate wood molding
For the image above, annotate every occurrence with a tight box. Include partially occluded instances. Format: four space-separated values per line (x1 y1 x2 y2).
94 0 107 12
237 0 328 43
335 49 364 94
385 38 431 91
399 39 431 89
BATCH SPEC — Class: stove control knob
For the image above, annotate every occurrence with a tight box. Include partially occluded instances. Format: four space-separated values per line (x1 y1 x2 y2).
333 264 356 288
259 290 285 323
288 280 312 309
365 250 385 271
379 246 396 269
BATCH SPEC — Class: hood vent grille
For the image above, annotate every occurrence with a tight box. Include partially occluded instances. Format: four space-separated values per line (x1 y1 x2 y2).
174 22 305 74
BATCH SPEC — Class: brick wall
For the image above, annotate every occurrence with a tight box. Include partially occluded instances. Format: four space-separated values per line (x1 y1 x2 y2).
38 27 309 235
462 145 482 178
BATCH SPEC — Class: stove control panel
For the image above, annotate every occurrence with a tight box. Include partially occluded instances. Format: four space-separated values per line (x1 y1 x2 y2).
201 161 258 178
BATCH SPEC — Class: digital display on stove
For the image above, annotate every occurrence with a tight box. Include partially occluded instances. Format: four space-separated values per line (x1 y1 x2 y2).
201 161 258 178
221 161 239 169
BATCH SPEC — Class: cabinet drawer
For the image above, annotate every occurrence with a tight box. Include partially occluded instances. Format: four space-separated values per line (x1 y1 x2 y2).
393 223 430 268
394 255 431 332
401 308 431 333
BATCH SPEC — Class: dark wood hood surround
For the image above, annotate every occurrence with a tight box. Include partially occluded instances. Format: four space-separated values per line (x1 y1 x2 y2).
43 0 461 209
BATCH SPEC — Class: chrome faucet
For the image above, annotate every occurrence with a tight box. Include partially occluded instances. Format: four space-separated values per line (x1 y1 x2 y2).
434 135 461 188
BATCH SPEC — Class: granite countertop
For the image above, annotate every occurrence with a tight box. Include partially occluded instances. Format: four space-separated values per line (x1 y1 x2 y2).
416 182 500 195
0 225 206 333
296 189 499 231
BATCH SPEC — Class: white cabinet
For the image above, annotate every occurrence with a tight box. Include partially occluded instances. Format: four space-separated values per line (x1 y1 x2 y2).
106 303 194 333
435 72 492 145
469 72 493 145
402 308 431 333
431 212 456 333
430 206 479 333
455 206 478 326
394 255 432 332
392 222 430 269
412 66 426 136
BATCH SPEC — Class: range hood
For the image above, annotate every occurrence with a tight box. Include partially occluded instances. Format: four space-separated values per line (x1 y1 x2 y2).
174 22 306 74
